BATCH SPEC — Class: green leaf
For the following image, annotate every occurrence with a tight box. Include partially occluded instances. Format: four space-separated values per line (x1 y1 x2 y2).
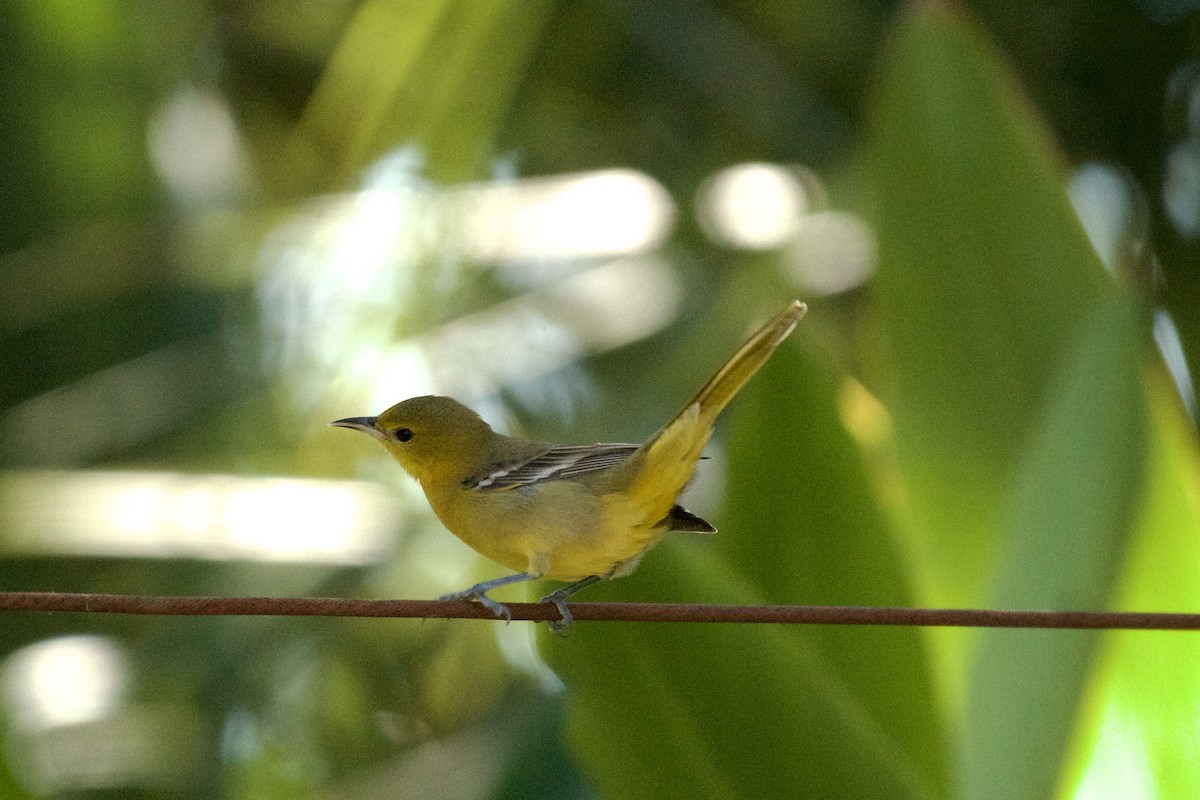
291 0 553 186
542 545 939 800
1064 382 1200 799
868 4 1111 605
868 8 1157 799
719 334 947 795
960 298 1146 800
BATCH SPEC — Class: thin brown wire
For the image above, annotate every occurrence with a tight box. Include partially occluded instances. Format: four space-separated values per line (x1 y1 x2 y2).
0 591 1197 629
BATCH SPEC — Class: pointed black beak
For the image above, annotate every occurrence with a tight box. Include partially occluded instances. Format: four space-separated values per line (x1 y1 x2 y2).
330 416 386 441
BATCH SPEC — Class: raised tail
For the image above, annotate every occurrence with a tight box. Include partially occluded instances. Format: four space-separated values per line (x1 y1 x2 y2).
679 299 807 427
617 300 807 522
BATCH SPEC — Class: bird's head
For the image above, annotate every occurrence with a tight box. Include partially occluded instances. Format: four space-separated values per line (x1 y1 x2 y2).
331 395 496 484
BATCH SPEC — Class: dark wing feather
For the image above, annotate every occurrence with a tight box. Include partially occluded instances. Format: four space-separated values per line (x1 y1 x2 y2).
467 443 640 491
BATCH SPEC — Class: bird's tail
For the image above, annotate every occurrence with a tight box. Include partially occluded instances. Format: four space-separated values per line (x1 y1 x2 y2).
679 299 807 427
618 300 806 521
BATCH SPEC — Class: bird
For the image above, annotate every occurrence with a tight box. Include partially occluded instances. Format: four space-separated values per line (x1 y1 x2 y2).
332 300 806 629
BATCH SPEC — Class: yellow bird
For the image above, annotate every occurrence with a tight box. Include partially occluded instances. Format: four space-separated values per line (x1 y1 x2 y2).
332 300 806 628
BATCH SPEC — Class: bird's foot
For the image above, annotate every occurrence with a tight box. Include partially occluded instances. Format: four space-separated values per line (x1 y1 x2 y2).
439 587 513 622
439 573 537 622
538 575 601 633
538 588 575 634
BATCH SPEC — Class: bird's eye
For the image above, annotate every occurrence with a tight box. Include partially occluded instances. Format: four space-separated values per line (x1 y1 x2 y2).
394 427 413 442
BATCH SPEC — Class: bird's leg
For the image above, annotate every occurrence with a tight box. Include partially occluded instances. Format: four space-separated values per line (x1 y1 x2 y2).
540 575 602 633
439 572 536 621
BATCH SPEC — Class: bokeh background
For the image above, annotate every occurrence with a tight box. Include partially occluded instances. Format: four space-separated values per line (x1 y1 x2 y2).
2 1 1199 798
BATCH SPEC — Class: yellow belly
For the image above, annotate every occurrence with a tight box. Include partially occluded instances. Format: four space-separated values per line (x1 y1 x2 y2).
426 479 668 582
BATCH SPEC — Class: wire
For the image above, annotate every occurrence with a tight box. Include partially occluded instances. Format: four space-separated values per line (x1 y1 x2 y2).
0 591 1197 629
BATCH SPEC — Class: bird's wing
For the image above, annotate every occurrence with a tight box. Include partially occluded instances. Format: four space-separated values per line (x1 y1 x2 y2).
464 443 641 491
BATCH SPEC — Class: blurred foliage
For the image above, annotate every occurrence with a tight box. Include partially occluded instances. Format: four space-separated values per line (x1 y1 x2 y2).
2 1 1199 799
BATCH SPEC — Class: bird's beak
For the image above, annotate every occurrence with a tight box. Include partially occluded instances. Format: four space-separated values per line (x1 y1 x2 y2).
330 416 387 441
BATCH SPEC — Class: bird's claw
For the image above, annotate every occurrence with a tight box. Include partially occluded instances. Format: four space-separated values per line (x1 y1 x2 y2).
438 588 513 622
539 590 574 634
